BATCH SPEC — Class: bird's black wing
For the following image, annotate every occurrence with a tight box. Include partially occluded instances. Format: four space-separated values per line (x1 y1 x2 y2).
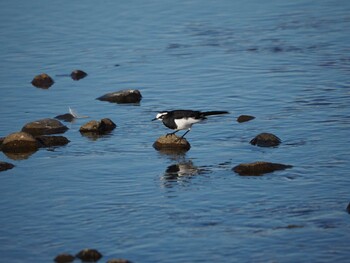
170 110 203 120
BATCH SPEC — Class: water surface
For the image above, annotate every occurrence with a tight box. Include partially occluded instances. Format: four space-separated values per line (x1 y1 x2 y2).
0 1 350 262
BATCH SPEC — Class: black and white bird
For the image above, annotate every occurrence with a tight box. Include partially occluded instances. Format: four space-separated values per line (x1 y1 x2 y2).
152 110 229 138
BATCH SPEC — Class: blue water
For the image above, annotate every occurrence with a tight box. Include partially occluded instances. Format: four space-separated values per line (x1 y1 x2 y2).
1 0 350 262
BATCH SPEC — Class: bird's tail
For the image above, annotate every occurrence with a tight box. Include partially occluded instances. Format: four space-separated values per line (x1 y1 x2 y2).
202 111 229 116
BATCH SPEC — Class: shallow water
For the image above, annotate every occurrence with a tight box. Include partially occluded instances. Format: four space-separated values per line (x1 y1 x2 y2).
0 1 350 262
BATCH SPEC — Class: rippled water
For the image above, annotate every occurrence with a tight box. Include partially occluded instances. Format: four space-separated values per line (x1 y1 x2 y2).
1 1 350 262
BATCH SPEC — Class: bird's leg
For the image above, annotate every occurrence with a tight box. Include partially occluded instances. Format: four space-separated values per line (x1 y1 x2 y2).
180 129 191 139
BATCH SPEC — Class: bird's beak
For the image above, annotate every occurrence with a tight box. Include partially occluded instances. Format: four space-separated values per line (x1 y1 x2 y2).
152 118 157 121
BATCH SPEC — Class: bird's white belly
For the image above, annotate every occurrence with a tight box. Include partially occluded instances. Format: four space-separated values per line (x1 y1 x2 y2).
174 117 201 130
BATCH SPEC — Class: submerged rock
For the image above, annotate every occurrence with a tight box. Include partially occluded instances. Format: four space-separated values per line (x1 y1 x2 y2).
31 73 54 88
233 161 292 176
79 118 116 134
1 132 39 153
97 89 142 104
237 115 255 123
54 253 75 263
250 132 281 147
76 248 102 262
153 134 191 152
0 161 15 172
36 135 70 147
71 69 87 80
22 118 68 136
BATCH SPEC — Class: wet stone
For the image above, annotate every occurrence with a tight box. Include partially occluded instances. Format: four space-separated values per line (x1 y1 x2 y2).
71 69 87 80
250 132 281 147
55 113 75 122
237 115 255 123
153 134 191 152
1 132 39 153
36 135 70 148
22 118 68 136
54 253 75 263
233 161 292 176
79 118 116 134
0 161 15 172
31 73 54 88
97 89 142 104
100 118 117 131
76 248 102 262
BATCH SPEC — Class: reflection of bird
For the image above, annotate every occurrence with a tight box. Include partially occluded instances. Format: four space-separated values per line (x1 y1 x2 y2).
152 110 228 138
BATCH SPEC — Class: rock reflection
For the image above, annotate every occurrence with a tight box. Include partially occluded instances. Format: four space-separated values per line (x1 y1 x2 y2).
161 159 209 188
3 150 37 160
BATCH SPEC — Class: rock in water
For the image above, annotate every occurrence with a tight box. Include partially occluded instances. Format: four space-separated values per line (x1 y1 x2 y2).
97 89 142 103
0 161 15 172
55 113 75 122
54 253 75 263
250 132 281 147
79 118 117 134
153 134 191 152
71 69 87 80
1 132 39 153
31 73 54 88
35 135 70 147
237 115 255 123
22 118 68 136
76 248 102 262
233 161 292 176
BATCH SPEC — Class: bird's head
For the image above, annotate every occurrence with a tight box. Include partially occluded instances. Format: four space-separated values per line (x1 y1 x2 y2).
152 111 168 121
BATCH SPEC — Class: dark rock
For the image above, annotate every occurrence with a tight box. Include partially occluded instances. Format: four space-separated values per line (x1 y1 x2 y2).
22 118 68 136
55 113 75 122
76 248 102 262
153 134 191 152
31 73 54 88
233 161 292 176
0 161 15 172
250 132 281 147
107 259 133 263
36 135 70 147
54 253 75 263
237 115 255 123
79 118 116 134
71 69 87 80
97 89 142 104
1 132 39 153
346 203 350 214
100 118 117 131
